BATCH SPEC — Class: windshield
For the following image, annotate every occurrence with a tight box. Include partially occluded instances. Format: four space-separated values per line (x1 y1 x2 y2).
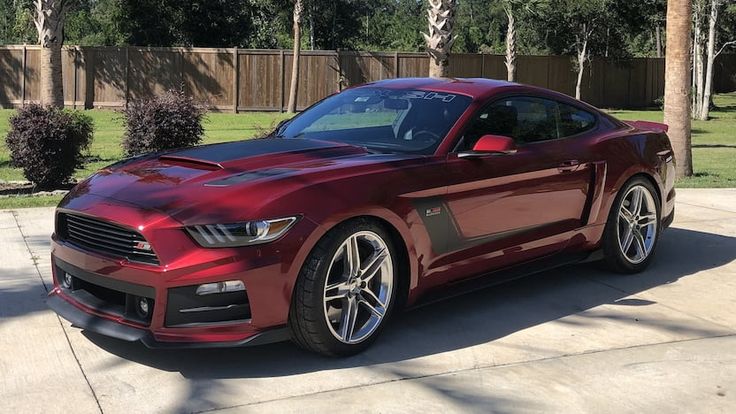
277 87 472 155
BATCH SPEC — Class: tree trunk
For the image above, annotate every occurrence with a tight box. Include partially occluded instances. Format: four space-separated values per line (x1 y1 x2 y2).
692 0 705 115
664 0 693 179
308 6 315 50
287 0 303 114
656 24 663 58
424 0 457 78
35 0 66 108
504 4 516 82
699 0 719 120
575 25 590 101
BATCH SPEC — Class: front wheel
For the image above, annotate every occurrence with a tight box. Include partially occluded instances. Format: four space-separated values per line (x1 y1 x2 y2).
289 219 398 356
602 177 661 273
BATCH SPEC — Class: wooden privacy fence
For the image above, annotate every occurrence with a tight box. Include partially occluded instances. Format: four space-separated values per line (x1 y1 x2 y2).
1 46 735 111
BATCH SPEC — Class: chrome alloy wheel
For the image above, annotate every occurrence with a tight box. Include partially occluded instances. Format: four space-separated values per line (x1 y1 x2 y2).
617 185 658 264
323 231 393 344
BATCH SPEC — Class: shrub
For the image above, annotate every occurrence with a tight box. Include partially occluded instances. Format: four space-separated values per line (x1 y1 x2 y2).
5 105 94 190
122 90 206 156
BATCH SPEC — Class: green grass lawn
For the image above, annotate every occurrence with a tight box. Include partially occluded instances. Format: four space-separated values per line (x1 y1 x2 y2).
1 93 734 209
608 93 736 188
0 110 291 182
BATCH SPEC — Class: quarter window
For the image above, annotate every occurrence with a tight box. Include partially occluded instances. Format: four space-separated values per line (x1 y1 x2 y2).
557 103 596 137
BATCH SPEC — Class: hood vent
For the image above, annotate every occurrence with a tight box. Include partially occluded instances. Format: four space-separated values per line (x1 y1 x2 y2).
158 155 223 171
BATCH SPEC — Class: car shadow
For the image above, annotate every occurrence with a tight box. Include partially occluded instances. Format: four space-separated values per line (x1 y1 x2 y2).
84 227 736 379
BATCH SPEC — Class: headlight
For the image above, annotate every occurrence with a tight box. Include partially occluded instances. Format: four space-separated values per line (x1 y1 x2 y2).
186 217 299 247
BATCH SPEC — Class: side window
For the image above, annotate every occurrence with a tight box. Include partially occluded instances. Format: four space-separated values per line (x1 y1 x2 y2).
460 97 558 150
557 103 596 137
511 98 558 144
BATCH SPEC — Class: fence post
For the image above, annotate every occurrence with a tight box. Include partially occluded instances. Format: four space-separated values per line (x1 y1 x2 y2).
21 46 27 107
124 47 130 109
279 49 285 112
232 48 239 113
72 47 78 109
394 52 399 78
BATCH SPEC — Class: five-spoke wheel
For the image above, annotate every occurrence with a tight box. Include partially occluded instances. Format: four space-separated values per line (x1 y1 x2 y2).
603 177 661 273
617 185 658 264
323 231 393 344
289 219 397 356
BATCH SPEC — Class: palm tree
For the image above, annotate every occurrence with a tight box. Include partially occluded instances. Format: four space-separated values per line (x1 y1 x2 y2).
287 0 304 113
503 0 548 83
663 0 693 178
34 0 67 108
423 0 457 78
504 2 517 82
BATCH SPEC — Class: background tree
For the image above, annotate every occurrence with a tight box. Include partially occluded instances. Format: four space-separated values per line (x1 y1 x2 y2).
1 0 685 60
503 0 548 82
698 0 735 120
287 0 303 113
504 1 517 81
35 0 68 108
664 0 693 178
423 0 458 77
546 0 610 100
0 0 37 44
693 0 707 115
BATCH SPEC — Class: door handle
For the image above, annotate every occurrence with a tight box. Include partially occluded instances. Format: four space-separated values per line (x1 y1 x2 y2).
558 160 581 172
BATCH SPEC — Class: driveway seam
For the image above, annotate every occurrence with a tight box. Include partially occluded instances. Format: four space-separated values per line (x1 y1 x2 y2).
193 333 736 413
676 201 736 214
11 211 104 414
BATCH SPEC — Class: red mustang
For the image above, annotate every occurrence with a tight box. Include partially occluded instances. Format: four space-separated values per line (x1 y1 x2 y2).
47 78 675 356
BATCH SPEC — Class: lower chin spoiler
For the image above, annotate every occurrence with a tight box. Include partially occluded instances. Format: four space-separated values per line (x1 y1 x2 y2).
46 293 290 349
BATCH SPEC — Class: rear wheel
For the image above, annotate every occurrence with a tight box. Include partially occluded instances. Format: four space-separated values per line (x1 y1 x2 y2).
289 219 397 356
602 177 661 273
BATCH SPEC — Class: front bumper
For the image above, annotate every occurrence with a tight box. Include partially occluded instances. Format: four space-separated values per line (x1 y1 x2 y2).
47 197 319 348
47 294 289 348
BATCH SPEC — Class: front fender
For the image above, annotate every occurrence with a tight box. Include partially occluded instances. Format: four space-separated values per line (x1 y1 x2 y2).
283 205 421 312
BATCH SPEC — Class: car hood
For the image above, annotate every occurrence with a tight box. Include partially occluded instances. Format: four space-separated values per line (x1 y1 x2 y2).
62 138 417 224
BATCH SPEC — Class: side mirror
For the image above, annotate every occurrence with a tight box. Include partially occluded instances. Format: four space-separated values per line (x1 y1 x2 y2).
272 118 292 137
458 134 517 158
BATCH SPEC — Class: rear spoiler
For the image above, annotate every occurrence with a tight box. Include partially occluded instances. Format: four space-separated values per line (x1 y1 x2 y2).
624 120 669 133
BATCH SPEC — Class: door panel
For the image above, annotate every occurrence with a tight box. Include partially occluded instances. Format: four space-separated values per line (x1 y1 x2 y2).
435 96 594 283
445 142 589 253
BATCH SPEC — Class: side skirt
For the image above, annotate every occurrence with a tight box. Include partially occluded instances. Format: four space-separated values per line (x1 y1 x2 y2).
408 250 599 310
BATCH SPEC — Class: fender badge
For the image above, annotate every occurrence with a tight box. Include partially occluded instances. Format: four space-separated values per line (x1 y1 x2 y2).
425 207 442 217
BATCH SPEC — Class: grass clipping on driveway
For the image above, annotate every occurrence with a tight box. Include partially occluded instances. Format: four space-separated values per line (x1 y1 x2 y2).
1 93 735 209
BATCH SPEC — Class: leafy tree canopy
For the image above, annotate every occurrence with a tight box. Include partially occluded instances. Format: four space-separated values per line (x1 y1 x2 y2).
1 0 732 59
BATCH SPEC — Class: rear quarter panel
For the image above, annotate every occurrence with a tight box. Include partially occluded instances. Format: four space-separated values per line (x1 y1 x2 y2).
591 127 676 235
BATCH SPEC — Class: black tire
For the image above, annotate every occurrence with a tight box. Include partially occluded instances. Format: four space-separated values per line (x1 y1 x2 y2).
602 177 661 274
288 218 399 357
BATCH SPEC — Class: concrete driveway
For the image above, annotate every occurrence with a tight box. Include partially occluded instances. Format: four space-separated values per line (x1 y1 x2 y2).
1 188 735 413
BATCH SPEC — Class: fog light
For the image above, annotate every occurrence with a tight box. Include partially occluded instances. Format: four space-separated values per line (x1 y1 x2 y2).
61 273 73 289
195 280 245 296
136 297 151 318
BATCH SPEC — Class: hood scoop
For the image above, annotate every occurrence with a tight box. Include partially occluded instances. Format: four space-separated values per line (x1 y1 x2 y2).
204 167 297 187
158 155 224 171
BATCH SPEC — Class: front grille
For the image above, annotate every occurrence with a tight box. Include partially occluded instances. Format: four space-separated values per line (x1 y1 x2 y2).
58 213 160 265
